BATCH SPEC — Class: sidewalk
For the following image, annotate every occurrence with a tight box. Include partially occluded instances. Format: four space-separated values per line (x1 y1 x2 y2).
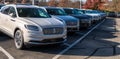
59 18 120 59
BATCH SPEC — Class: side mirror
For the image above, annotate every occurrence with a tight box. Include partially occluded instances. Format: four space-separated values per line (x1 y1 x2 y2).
9 13 16 17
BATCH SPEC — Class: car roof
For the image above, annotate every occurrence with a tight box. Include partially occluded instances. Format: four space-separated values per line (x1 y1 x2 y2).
43 6 62 9
16 5 38 8
63 8 74 9
5 4 39 8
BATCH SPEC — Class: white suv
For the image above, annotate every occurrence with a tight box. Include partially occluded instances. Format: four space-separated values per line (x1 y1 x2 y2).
0 4 67 49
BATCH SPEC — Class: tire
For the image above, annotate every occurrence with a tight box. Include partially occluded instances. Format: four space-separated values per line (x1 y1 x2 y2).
14 30 25 50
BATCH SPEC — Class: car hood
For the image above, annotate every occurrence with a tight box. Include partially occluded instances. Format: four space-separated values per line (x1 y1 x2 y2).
52 15 78 21
19 17 64 28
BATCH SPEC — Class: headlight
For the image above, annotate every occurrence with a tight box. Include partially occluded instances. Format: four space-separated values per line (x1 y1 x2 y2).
25 25 39 31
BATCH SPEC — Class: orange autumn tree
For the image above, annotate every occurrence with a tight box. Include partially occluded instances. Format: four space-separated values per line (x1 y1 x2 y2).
48 0 58 6
84 0 108 10
21 0 26 4
0 0 2 3
58 0 72 7
73 1 80 8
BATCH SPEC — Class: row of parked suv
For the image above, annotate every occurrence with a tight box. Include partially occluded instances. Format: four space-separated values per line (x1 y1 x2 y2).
0 4 107 49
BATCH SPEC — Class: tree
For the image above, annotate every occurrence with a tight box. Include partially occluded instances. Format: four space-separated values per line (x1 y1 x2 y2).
112 0 120 12
72 1 80 8
58 0 72 7
21 0 26 4
48 0 58 6
0 0 3 3
84 0 108 10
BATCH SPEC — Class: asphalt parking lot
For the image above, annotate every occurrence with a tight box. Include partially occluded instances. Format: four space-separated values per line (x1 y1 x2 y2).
0 17 120 59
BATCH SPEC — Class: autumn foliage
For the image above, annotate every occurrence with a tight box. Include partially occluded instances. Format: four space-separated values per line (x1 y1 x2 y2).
48 0 58 7
1 0 120 12
21 0 26 4
83 0 109 10
48 0 81 8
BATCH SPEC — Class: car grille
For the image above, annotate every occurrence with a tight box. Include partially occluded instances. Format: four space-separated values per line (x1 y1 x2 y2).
43 27 64 35
66 21 77 26
81 19 89 22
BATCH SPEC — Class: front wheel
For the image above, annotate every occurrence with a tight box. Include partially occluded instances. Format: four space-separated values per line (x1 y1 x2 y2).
14 30 25 50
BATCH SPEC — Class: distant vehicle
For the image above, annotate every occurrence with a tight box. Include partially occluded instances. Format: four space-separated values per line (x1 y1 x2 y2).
117 12 120 17
41 7 79 32
62 8 92 28
0 4 67 49
78 9 101 23
85 10 107 20
108 11 117 17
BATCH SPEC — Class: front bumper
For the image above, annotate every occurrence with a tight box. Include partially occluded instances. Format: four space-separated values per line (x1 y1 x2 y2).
80 20 91 28
25 38 67 45
67 26 79 32
80 23 91 28
23 31 67 45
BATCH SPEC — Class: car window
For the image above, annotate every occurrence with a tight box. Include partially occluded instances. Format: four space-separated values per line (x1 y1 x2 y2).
73 9 81 14
64 9 73 14
77 10 84 14
46 8 67 15
1 6 10 14
64 9 79 15
17 8 51 18
9 7 17 17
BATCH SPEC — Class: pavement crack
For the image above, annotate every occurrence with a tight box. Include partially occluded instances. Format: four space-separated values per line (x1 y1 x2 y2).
84 48 99 59
84 47 114 59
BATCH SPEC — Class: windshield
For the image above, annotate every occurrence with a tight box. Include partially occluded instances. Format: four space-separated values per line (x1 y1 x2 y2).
73 9 80 14
63 8 80 15
17 8 51 18
74 9 84 14
46 8 67 15
85 10 98 14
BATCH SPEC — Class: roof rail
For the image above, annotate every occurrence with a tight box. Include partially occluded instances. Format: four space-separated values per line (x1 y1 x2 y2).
15 3 32 5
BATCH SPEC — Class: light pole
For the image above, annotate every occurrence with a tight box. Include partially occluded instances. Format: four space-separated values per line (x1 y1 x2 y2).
3 0 5 4
80 0 82 9
32 0 34 5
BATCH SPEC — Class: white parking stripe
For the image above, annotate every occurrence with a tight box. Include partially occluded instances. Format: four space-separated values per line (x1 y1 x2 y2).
52 19 105 59
0 46 14 59
63 43 70 47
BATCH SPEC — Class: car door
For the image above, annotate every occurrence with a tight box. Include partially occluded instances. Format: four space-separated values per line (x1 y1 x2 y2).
0 6 11 33
5 6 17 34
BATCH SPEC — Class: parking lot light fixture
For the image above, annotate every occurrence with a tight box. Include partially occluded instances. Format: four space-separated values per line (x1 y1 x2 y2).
32 0 34 5
80 0 82 9
3 0 5 4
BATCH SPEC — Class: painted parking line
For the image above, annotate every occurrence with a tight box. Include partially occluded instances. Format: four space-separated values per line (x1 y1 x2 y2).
52 19 106 59
63 43 70 47
0 46 14 59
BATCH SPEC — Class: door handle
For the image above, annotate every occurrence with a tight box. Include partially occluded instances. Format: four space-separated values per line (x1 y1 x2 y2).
10 19 15 21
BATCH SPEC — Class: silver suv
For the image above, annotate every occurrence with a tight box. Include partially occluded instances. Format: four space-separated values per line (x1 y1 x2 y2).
0 4 67 49
41 7 79 32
